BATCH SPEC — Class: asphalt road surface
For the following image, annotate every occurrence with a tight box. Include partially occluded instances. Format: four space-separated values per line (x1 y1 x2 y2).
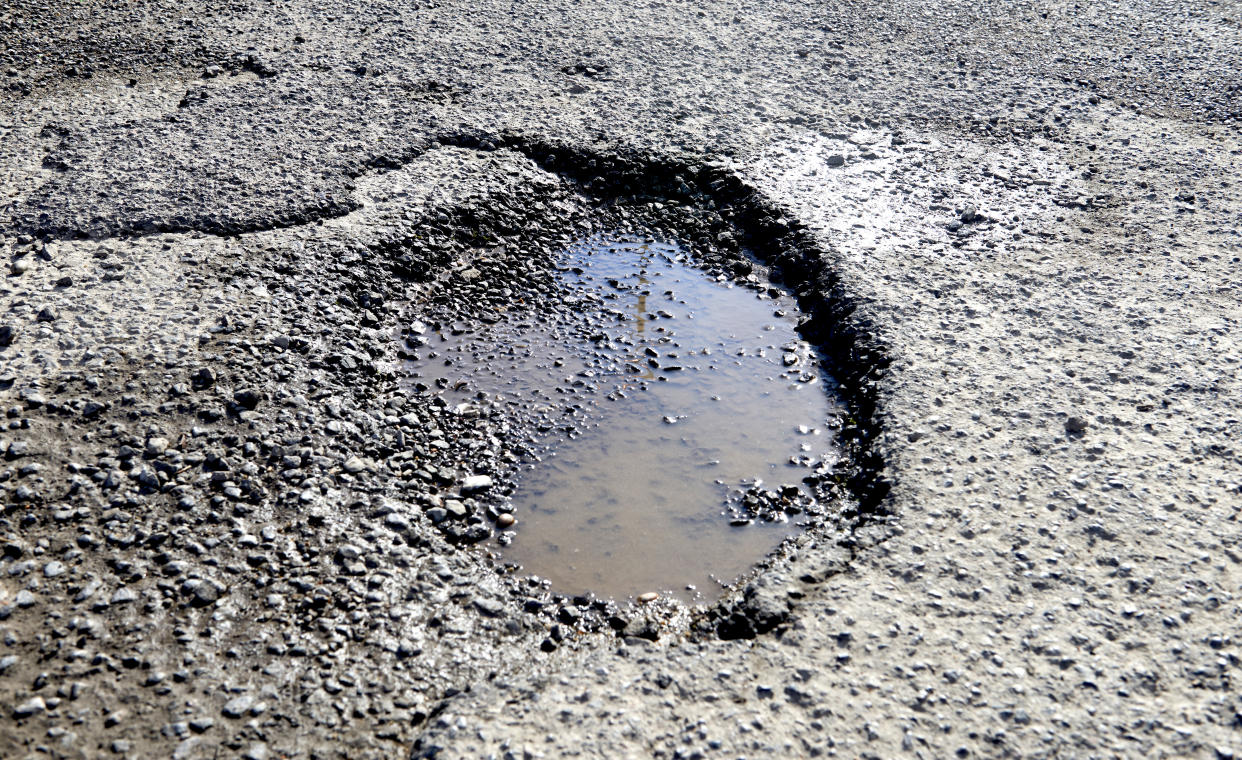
1 0 1240 758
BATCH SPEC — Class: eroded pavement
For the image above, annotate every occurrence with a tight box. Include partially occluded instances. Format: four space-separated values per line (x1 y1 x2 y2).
1 0 1240 758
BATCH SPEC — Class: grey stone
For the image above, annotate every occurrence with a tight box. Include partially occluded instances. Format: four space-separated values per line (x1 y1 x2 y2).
221 695 253 719
460 474 493 494
13 696 45 718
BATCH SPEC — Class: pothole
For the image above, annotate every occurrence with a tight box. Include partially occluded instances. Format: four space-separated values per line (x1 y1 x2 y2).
405 233 850 603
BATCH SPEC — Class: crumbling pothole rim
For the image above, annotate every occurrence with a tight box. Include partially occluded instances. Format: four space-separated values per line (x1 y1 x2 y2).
412 131 895 638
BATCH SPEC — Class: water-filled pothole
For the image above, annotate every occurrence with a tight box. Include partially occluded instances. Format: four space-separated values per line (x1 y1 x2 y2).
408 236 846 603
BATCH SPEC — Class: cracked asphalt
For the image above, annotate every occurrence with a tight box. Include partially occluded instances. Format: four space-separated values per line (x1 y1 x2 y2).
2 0 1241 758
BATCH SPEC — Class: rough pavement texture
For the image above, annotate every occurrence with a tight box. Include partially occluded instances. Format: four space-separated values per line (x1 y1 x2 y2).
2 0 1241 758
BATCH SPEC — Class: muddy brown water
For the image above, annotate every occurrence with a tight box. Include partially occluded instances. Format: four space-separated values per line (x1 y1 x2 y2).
410 237 843 603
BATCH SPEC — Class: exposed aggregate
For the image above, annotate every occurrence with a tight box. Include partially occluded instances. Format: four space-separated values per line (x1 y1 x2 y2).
1 0 1240 758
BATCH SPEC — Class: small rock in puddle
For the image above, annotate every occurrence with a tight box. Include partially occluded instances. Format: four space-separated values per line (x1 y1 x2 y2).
408 236 845 603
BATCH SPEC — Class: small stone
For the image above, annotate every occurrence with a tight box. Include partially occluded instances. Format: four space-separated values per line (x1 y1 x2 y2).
384 513 410 531
461 474 493 494
637 592 659 603
43 561 66 578
960 205 979 223
242 743 269 760
10 258 30 275
623 616 659 640
187 580 222 607
110 587 137 605
15 589 36 607
221 695 253 719
0 325 14 346
145 437 169 456
1065 416 1090 435
825 154 845 167
13 696 45 718
172 738 201 760
189 717 214 733
425 507 448 523
190 367 215 390
496 513 516 528
343 456 366 473
36 305 58 322
473 597 505 617
233 389 262 410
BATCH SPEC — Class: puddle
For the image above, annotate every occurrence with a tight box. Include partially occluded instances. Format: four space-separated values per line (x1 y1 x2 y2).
408 237 844 603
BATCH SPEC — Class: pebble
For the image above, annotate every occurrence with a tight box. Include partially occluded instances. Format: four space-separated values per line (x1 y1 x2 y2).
75 579 101 606
173 738 201 760
473 597 505 617
461 474 493 494
221 695 254 719
13 696 46 718
187 580 222 607
190 367 215 389
242 744 269 760
637 592 659 603
233 389 262 410
496 513 516 528
189 717 214 733
426 507 448 523
110 587 137 605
